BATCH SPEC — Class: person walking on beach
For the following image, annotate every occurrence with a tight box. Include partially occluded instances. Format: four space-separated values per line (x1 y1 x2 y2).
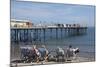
66 45 74 61
66 45 80 61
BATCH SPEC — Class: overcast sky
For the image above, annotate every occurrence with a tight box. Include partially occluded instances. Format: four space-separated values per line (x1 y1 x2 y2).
11 0 95 27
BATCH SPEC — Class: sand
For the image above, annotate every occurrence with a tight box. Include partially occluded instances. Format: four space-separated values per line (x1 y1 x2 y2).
10 56 95 67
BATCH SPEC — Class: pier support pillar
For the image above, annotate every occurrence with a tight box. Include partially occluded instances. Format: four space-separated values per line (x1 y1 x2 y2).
50 28 52 39
76 28 80 35
61 28 62 38
65 28 67 37
56 28 58 39
43 28 46 44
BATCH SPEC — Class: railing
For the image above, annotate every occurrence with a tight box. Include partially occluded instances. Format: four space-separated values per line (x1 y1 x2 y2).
11 24 87 29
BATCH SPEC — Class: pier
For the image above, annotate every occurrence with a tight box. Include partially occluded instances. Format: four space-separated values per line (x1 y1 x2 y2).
11 26 87 44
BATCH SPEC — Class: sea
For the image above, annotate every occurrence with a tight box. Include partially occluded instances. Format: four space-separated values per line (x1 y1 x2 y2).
11 27 95 61
44 27 95 60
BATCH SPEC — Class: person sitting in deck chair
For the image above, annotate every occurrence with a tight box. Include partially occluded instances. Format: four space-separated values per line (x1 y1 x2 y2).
56 46 65 62
31 45 40 63
20 47 31 63
38 45 49 63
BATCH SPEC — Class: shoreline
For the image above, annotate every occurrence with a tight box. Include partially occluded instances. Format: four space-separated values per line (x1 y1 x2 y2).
11 56 95 67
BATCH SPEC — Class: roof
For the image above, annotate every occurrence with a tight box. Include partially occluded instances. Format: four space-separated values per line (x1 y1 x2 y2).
11 19 30 23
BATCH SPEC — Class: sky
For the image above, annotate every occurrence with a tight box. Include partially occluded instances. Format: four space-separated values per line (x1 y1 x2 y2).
11 0 95 27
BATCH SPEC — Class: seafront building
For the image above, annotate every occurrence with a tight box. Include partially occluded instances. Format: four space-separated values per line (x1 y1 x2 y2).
11 19 33 28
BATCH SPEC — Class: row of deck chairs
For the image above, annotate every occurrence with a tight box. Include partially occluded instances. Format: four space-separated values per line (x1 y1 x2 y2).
20 46 79 63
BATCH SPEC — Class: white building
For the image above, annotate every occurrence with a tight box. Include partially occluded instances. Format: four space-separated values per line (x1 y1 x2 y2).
11 19 33 28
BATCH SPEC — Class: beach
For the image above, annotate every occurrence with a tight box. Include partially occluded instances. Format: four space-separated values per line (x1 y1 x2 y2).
11 56 95 67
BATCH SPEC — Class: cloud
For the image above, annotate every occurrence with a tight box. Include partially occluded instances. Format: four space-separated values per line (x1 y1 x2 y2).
12 4 73 16
11 1 95 26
